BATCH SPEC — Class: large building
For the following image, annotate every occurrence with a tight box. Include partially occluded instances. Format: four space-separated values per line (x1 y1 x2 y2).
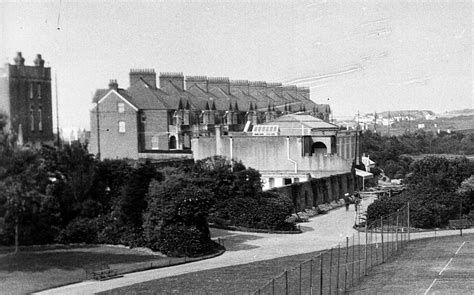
0 52 54 146
193 114 361 190
89 69 331 160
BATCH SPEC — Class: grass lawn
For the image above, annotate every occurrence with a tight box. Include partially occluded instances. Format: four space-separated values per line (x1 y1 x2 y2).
100 250 325 295
347 234 474 294
101 234 471 294
0 245 164 295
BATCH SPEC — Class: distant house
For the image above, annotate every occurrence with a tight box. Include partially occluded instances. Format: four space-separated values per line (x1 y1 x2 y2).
89 69 331 160
0 52 54 147
192 114 360 190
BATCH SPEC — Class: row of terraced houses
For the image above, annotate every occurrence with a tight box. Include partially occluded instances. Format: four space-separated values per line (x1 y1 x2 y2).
89 69 331 160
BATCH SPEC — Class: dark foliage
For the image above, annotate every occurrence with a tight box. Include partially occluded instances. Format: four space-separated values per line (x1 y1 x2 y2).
367 156 474 228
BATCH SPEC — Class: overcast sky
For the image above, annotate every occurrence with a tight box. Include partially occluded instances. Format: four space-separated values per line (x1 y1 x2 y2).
1 0 472 130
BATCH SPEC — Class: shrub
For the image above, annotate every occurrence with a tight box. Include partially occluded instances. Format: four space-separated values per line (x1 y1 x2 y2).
57 217 98 244
157 223 220 257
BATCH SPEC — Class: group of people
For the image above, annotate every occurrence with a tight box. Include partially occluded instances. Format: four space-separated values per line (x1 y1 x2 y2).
344 192 361 211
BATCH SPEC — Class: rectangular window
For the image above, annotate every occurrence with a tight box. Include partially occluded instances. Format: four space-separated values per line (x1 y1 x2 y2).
37 83 41 99
29 83 33 99
284 178 292 185
118 102 125 113
151 136 159 150
118 121 126 133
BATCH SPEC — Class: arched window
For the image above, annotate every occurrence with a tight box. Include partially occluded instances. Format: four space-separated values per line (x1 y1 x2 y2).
312 142 327 154
30 107 35 131
38 107 42 131
37 83 41 99
169 136 176 149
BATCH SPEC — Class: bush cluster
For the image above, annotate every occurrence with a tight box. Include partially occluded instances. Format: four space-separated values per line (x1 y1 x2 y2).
0 144 293 256
366 156 474 228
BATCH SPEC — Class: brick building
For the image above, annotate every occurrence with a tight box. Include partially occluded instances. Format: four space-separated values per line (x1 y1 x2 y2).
0 52 54 146
89 69 331 160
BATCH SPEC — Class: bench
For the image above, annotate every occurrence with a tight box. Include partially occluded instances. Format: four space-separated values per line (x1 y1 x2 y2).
85 263 120 281
92 268 119 280
448 219 471 229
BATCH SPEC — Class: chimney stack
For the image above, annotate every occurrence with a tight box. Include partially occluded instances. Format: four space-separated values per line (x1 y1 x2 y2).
129 68 156 88
14 52 25 66
108 79 118 90
159 72 184 91
230 80 249 96
185 76 208 91
208 77 230 94
34 54 45 67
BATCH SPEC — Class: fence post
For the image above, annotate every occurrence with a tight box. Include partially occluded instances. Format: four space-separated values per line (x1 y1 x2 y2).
396 209 399 252
358 229 361 281
320 254 323 295
336 243 341 293
299 263 302 295
329 248 333 294
407 202 410 241
344 236 349 292
351 233 355 287
309 258 313 294
272 278 275 295
285 270 288 295
381 216 384 263
365 223 368 276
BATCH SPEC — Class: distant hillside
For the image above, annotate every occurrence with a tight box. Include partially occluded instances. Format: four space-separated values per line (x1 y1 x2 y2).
437 109 474 118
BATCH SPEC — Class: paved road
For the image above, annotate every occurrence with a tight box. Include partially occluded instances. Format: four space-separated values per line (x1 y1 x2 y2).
36 198 473 295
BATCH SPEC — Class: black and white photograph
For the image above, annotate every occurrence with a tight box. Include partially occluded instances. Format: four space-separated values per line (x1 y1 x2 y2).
0 0 473 294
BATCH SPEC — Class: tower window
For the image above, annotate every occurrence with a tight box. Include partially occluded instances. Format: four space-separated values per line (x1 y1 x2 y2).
37 83 41 99
29 83 33 99
118 121 126 133
30 107 35 132
38 107 43 131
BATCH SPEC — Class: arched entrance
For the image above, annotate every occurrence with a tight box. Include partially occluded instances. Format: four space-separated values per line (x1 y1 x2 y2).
169 136 176 149
312 142 327 154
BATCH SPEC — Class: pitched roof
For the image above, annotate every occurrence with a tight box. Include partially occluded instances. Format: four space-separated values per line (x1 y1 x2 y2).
126 79 170 109
265 113 338 130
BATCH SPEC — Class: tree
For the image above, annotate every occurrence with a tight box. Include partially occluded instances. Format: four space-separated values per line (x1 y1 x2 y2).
119 161 162 229
143 175 216 256
0 149 49 251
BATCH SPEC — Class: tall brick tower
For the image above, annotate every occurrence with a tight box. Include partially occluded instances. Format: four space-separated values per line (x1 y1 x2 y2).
0 52 54 146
